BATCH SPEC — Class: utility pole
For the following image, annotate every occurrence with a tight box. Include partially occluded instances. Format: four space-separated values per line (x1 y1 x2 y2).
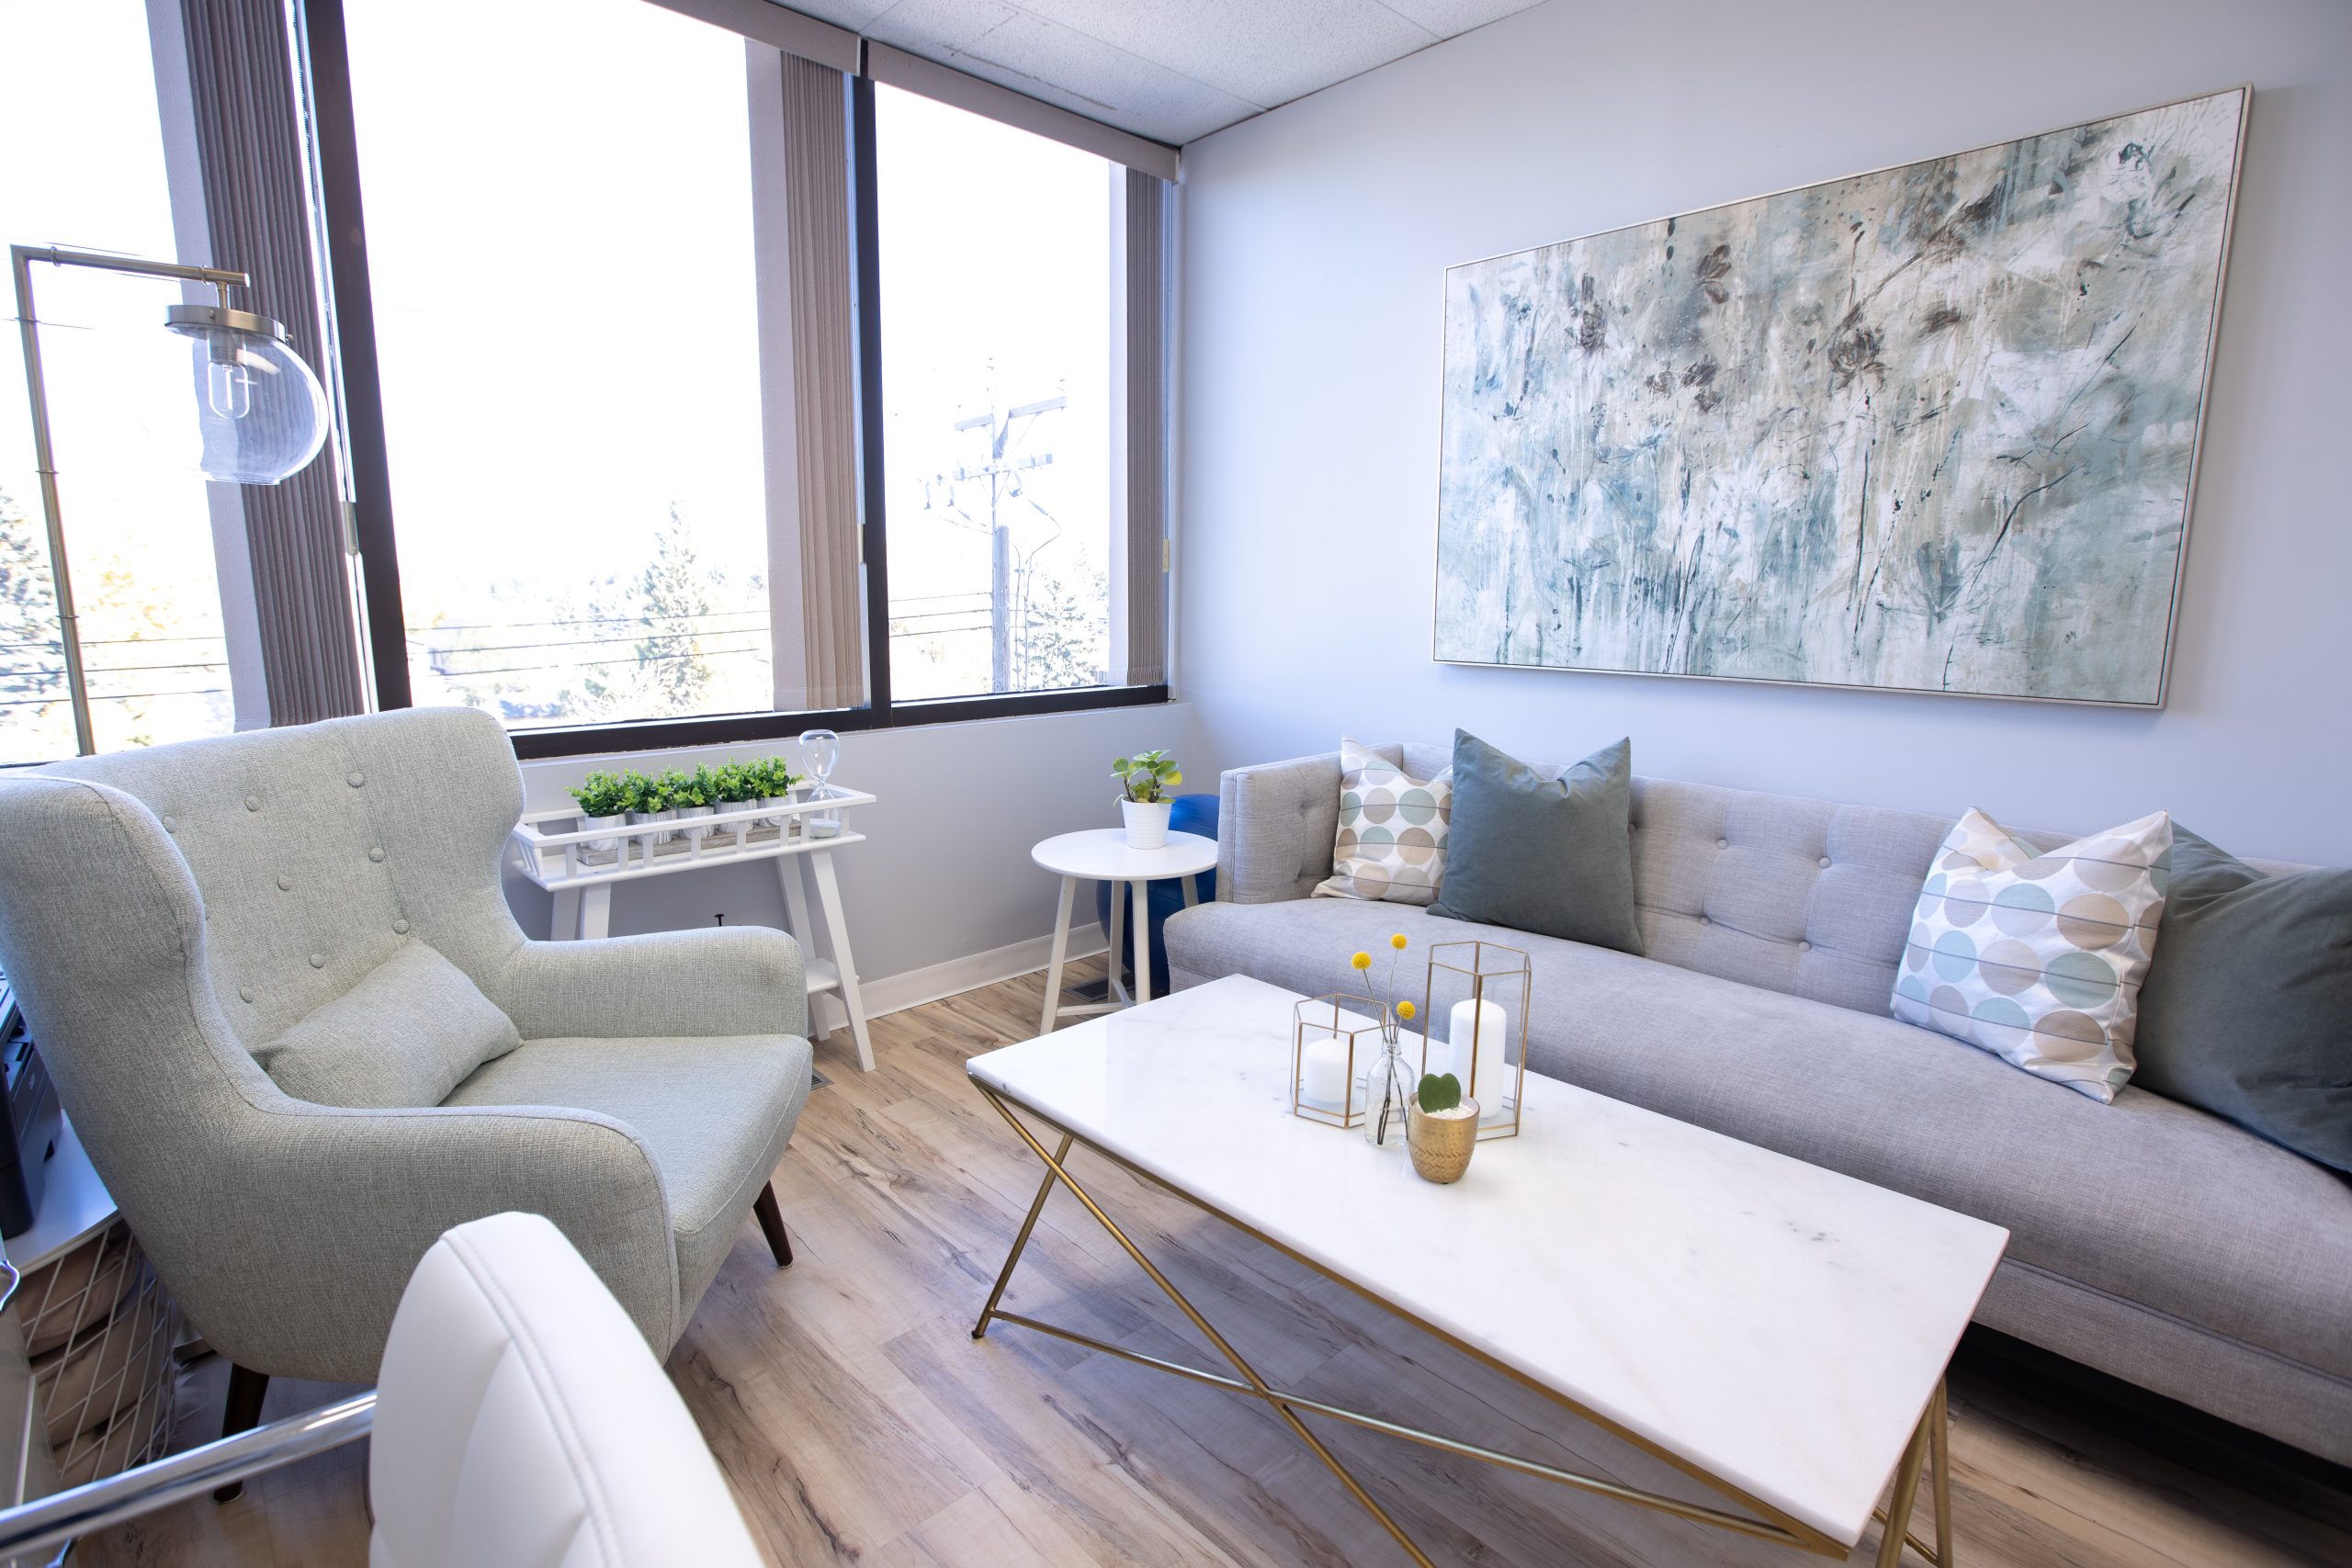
938 387 1062 692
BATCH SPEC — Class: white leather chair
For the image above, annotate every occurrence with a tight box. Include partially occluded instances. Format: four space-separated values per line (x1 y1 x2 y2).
369 1212 767 1568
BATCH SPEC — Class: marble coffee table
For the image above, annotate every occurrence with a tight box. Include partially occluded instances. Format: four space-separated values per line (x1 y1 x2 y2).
966 974 2008 1567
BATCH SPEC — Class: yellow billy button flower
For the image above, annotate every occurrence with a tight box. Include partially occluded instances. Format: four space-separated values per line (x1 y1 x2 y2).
1396 1000 1416 1021
1351 952 1373 971
1390 932 1408 950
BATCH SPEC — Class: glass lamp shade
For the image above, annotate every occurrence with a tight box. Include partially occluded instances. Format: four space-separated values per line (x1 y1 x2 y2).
165 304 332 484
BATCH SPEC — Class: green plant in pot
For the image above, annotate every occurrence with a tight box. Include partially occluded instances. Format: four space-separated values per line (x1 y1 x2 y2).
670 764 721 840
1406 1071 1480 1184
751 755 800 830
1113 750 1183 849
567 770 630 856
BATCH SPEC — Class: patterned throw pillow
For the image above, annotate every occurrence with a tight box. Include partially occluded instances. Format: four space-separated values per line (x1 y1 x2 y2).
1314 739 1452 905
1892 808 2172 1103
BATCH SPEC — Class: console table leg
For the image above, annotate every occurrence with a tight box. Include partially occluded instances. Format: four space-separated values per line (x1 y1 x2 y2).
1130 879 1153 1005
1039 875 1076 1035
549 887 581 943
809 851 874 1072
776 857 826 1037
579 883 612 941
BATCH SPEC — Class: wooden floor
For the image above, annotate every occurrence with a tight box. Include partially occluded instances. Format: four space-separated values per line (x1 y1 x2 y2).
80 959 2352 1566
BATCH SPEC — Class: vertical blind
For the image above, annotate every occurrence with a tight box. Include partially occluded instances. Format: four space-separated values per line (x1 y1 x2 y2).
180 0 367 727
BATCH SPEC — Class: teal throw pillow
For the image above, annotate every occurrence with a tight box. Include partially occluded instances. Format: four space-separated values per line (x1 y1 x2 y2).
2133 829 2351 1172
1429 730 1643 955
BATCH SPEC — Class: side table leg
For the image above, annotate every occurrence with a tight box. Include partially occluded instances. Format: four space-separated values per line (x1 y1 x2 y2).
1131 879 1153 1005
550 887 582 943
809 851 875 1073
579 883 612 941
1106 880 1128 1005
1039 874 1076 1036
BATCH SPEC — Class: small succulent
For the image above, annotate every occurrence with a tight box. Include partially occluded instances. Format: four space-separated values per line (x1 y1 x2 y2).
1113 750 1182 804
655 767 707 808
567 770 630 818
1417 1072 1464 1113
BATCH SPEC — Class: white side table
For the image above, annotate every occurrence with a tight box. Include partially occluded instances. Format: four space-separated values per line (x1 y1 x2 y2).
1031 829 1217 1035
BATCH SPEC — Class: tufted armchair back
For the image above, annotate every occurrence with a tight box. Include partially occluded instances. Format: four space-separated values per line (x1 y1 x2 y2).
39 708 529 1048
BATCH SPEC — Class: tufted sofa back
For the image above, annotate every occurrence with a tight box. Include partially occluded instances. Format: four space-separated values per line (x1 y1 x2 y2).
40 707 529 1049
1232 743 2308 1021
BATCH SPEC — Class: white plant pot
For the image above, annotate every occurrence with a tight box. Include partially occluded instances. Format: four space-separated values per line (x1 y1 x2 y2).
627 807 677 851
676 804 718 841
1121 797 1172 850
577 812 625 855
755 795 789 830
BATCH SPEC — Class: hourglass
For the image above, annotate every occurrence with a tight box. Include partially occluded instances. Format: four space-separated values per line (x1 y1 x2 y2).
799 728 841 839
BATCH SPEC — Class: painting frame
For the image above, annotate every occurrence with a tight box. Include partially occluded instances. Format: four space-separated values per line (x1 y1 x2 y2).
1430 85 2251 709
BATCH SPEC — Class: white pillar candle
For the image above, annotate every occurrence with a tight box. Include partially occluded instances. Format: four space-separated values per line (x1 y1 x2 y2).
1447 998 1509 1105
1301 1036 1348 1109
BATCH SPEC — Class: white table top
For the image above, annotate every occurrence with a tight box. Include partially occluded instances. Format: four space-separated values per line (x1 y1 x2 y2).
1032 828 1218 881
967 975 2007 1547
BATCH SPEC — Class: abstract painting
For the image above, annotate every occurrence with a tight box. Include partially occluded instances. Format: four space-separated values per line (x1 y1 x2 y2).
1434 87 2245 705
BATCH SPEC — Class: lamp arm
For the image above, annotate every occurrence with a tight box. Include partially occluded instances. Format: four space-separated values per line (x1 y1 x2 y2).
6 245 257 758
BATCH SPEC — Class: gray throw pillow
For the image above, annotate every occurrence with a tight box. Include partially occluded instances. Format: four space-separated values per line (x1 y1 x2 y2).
255 942 521 1110
2133 829 2350 1172
1429 730 1643 955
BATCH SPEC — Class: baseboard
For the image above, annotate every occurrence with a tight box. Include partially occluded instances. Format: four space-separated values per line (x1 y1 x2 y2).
854 928 1110 1021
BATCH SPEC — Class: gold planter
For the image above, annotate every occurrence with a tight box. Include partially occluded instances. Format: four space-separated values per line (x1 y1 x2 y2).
1406 1095 1480 1184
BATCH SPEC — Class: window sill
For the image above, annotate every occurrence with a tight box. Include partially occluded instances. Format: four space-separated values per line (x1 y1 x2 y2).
503 682 1170 761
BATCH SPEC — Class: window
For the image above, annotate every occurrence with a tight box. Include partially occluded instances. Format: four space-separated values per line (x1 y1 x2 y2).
308 0 1171 756
876 85 1114 702
341 0 774 731
0 2 246 763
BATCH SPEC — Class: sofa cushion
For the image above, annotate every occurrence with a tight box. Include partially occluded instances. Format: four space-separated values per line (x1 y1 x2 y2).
443 1032 811 1310
1165 896 2352 1382
1430 732 1642 954
1892 807 2171 1103
2134 829 2352 1172
1314 738 1452 905
256 942 520 1109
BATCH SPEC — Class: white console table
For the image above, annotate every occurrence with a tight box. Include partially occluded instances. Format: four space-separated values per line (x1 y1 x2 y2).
508 791 876 1073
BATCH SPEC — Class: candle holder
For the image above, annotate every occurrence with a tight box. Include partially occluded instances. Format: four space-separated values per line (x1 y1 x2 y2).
1419 941 1531 1140
1291 993 1388 1128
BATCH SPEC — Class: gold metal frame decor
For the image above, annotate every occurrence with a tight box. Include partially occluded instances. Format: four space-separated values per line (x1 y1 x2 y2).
1418 940 1532 1141
1290 993 1387 1129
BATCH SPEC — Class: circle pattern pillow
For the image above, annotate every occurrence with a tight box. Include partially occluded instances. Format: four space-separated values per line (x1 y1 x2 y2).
1313 739 1452 905
1891 807 2171 1102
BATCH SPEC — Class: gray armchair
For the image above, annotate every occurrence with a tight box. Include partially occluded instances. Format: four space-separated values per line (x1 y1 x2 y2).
0 707 811 1441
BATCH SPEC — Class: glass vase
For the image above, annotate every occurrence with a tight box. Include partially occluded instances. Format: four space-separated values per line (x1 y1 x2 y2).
1361 1032 1413 1149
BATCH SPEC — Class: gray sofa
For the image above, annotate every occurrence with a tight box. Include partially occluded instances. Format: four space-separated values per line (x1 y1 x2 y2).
1163 742 2352 1465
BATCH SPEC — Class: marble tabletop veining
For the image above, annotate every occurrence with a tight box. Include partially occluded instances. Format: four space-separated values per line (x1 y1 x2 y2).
967 974 2009 1546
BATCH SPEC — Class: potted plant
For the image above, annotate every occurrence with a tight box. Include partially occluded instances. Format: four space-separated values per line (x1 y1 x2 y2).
627 769 677 848
1113 750 1183 849
670 765 719 841
1406 1071 1480 1184
751 755 799 831
567 770 629 854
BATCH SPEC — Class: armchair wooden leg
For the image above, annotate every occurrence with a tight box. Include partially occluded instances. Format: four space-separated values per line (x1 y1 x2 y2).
752 1181 794 1269
213 1364 269 1502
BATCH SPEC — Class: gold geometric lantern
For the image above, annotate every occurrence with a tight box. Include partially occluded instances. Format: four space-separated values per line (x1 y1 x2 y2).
1290 992 1389 1129
1418 940 1531 1140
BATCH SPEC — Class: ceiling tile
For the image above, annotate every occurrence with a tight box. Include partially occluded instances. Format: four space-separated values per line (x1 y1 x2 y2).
882 6 1263 143
1009 1 1435 111
1371 0 1539 34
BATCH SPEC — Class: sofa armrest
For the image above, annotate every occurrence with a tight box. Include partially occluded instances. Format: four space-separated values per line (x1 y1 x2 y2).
488 925 808 1042
1217 750 1349 905
164 1100 680 1381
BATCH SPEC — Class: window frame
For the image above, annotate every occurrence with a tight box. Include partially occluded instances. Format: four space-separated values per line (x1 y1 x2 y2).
296 0 1170 761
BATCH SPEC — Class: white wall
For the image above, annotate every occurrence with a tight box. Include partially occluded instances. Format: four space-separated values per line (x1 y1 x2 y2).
509 703 1195 999
1176 0 2352 864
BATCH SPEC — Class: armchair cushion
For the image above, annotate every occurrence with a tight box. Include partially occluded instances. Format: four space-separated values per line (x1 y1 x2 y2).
444 1032 812 1314
255 943 521 1110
